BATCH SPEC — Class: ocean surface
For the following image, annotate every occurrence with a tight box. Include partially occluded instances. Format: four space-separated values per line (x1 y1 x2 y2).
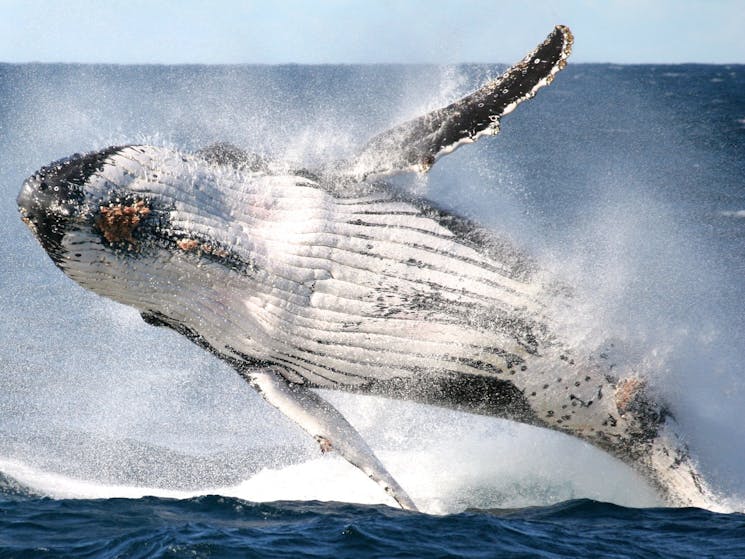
0 62 744 556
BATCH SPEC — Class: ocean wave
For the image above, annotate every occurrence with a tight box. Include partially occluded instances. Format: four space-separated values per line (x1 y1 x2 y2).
0 494 742 558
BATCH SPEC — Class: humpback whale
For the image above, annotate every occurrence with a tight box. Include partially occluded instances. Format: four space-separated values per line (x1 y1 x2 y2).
17 26 716 511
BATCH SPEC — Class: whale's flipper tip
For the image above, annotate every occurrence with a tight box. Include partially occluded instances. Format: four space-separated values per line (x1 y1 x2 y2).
349 25 573 180
246 369 418 512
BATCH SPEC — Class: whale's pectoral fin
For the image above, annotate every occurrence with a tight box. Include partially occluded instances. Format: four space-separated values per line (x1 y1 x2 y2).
245 369 418 512
348 25 573 180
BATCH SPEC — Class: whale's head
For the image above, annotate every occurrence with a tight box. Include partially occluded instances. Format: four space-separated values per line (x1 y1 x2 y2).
18 145 255 316
18 148 123 265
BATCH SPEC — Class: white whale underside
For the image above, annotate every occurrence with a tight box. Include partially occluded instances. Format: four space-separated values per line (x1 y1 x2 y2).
58 145 716 510
72 148 544 388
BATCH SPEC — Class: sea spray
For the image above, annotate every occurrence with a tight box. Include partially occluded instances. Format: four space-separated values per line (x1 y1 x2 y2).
1 63 744 512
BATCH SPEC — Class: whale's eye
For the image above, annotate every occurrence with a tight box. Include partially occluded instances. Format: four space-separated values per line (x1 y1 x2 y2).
39 181 48 191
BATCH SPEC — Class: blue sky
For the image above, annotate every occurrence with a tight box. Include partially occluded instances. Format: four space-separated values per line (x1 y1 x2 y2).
2 0 744 64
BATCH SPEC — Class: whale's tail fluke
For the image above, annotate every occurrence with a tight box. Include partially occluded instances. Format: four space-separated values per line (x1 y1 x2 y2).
345 25 573 180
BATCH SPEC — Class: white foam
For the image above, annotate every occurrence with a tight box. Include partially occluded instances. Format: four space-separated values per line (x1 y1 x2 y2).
222 456 397 507
0 390 669 515
720 209 745 218
0 458 196 500
0 454 395 506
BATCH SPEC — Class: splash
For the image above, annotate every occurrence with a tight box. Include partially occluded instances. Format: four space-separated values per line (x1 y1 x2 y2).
2 62 744 512
0 391 665 515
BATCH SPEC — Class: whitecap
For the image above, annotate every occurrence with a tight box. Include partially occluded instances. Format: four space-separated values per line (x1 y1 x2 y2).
720 210 745 218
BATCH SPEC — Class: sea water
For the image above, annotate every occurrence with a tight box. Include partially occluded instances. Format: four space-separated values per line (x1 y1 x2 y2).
0 63 744 557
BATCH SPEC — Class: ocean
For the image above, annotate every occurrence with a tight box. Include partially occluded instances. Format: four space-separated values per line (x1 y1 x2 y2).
1 62 744 556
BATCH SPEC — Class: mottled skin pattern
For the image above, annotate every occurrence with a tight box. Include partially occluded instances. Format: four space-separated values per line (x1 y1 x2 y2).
16 27 717 510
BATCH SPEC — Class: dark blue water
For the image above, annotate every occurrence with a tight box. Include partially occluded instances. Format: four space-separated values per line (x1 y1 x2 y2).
1 493 744 558
1 63 744 556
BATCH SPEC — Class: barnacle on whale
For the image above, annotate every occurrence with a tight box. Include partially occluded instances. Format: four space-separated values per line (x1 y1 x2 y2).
95 200 150 246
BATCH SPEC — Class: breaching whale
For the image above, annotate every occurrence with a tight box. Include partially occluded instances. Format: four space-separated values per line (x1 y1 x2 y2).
17 26 716 511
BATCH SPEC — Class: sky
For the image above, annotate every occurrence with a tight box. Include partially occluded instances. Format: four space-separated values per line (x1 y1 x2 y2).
1 0 744 65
